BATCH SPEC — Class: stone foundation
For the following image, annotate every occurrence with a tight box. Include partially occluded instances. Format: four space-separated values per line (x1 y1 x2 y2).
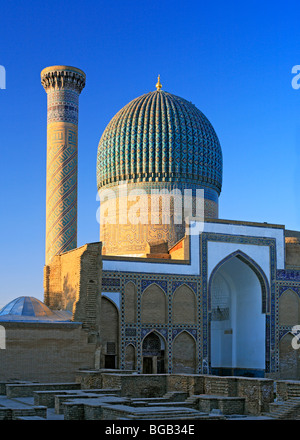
76 371 274 415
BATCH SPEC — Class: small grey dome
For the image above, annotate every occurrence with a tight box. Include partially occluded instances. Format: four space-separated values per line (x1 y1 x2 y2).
0 297 72 322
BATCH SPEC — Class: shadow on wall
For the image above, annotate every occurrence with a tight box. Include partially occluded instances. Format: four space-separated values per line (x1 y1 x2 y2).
62 274 77 312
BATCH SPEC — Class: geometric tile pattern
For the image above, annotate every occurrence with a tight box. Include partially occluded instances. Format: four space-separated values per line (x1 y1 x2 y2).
97 89 223 195
102 270 201 374
41 66 85 265
200 233 277 375
45 123 78 264
277 269 300 281
101 231 285 376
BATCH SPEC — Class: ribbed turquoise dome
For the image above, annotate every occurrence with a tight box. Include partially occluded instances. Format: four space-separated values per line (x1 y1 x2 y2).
97 89 222 195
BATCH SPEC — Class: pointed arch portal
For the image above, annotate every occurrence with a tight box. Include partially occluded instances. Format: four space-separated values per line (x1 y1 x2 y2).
208 251 269 377
142 331 166 374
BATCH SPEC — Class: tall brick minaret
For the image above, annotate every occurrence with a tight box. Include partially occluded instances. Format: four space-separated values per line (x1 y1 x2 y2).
41 66 85 265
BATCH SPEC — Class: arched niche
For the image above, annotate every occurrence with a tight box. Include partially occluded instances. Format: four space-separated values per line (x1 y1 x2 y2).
124 343 136 371
279 289 300 326
141 284 167 324
172 331 196 374
172 284 197 325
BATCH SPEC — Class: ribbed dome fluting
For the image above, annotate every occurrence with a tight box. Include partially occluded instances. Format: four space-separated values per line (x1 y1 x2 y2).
97 90 222 195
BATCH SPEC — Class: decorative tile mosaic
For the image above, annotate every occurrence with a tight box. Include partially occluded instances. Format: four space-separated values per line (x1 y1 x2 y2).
102 230 300 376
277 269 300 281
41 67 85 265
199 232 277 374
97 90 223 194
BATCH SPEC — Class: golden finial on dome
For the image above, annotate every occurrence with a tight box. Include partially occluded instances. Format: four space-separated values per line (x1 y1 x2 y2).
156 75 162 91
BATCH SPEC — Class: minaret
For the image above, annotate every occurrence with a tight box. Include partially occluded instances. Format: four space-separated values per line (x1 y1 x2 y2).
41 65 85 265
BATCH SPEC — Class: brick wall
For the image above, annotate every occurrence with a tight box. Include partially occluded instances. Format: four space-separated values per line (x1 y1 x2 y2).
276 380 300 400
76 370 104 389
198 396 245 415
0 321 95 383
63 402 84 420
44 242 102 332
166 374 203 395
285 242 300 268
101 373 167 398
219 398 245 415
236 377 274 414
6 383 80 398
75 371 275 415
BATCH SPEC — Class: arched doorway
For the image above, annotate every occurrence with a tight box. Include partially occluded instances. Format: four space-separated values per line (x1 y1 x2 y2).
142 332 166 374
209 252 268 377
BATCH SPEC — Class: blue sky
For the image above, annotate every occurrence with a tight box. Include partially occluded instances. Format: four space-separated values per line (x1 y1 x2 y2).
0 0 300 307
